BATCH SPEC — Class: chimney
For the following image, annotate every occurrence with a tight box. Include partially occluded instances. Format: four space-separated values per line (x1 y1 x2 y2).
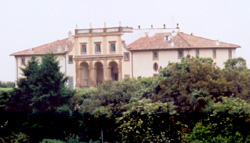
216 40 220 46
191 33 193 36
151 25 153 29
104 22 106 28
138 25 141 29
176 23 180 32
75 24 78 29
163 24 166 29
68 31 72 41
89 23 92 28
29 48 34 54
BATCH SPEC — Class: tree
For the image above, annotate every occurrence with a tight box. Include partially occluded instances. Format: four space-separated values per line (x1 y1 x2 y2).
30 54 75 113
7 56 40 112
8 54 75 113
224 57 247 71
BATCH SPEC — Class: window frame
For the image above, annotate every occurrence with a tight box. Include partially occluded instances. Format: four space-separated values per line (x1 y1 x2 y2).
213 49 216 59
124 52 130 61
152 51 158 60
153 62 159 72
109 41 116 53
196 49 199 57
228 49 232 59
81 43 87 54
95 42 101 54
68 55 73 64
21 57 25 65
178 50 184 59
68 76 74 89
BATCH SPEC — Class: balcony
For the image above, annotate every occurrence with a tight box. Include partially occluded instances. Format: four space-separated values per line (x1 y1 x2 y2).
75 27 133 35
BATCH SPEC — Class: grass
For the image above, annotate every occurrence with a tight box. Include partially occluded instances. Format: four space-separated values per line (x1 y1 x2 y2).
0 88 13 92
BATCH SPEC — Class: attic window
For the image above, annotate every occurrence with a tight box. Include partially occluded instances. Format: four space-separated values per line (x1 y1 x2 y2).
164 36 169 41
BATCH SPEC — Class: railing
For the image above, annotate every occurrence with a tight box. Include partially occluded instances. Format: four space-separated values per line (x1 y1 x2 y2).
75 27 133 35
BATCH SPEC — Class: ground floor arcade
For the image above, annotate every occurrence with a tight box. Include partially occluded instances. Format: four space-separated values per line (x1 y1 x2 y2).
74 56 123 88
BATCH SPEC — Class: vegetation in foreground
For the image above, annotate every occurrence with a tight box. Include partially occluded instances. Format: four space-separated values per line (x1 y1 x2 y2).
1 54 250 142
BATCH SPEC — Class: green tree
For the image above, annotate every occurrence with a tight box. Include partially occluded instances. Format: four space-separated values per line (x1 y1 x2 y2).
224 57 247 71
7 56 40 112
31 53 75 113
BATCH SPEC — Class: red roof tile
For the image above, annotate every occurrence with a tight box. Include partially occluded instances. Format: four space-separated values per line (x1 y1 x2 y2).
10 38 73 56
128 32 240 51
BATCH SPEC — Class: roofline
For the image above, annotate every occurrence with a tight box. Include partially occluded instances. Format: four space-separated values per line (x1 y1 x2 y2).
128 47 239 51
10 52 67 57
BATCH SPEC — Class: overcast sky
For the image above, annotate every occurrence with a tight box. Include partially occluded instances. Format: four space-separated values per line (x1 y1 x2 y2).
0 0 250 82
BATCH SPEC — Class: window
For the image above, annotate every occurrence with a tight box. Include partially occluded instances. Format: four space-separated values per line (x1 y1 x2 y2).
21 57 25 65
178 50 184 59
164 36 169 41
81 44 87 54
213 49 216 59
196 49 199 56
153 63 159 71
124 52 130 61
124 74 130 78
95 43 101 53
110 42 116 52
69 77 73 89
68 55 73 64
153 51 158 60
228 49 232 59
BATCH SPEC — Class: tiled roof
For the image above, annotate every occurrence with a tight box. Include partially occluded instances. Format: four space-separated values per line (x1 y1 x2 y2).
10 38 73 56
128 32 241 51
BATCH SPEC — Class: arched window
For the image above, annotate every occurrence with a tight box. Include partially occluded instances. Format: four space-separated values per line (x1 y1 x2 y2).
153 63 158 71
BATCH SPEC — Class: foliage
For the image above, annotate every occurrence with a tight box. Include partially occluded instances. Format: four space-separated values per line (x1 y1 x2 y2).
224 57 247 71
2 56 250 142
116 97 178 142
7 54 75 113
0 81 15 88
187 97 250 142
41 139 65 143
0 132 30 143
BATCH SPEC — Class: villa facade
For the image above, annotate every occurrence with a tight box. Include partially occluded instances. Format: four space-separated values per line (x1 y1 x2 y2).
11 25 240 89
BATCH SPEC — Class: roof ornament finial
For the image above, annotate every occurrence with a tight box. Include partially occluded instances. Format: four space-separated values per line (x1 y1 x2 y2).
176 23 180 32
90 23 92 28
104 22 106 28
75 24 78 29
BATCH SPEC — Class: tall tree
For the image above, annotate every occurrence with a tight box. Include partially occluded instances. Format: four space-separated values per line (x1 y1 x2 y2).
7 56 40 112
31 53 74 113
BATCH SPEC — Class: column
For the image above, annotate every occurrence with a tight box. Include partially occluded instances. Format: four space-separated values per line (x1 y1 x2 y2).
119 59 122 80
89 61 97 87
103 60 109 80
75 61 80 88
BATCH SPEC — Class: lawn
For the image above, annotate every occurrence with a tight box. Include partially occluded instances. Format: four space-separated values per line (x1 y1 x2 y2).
0 88 13 93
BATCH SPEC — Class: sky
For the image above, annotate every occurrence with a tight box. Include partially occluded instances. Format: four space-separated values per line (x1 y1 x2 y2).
0 0 250 82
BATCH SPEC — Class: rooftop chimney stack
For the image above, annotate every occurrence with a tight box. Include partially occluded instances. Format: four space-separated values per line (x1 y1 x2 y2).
151 25 153 29
119 21 121 27
216 40 220 46
138 25 141 29
68 31 72 41
75 24 78 29
104 22 106 28
176 23 180 32
163 24 166 29
90 23 92 28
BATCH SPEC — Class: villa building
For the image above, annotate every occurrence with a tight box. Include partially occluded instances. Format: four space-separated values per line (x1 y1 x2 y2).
11 24 240 89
